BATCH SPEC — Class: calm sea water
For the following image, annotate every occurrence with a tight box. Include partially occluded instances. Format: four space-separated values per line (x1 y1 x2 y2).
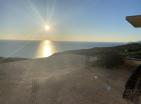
0 40 125 58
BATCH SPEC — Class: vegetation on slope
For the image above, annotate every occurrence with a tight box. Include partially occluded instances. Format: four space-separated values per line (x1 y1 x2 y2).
65 42 141 68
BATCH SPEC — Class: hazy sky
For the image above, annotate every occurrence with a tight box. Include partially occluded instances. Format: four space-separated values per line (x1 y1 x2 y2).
0 0 141 42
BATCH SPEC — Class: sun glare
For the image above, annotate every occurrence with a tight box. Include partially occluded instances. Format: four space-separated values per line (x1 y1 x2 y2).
44 25 50 31
36 40 54 58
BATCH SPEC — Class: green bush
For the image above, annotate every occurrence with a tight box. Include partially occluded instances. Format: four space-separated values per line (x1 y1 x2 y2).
96 51 124 68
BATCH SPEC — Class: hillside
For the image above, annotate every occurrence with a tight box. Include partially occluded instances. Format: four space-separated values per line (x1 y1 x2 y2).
63 42 141 58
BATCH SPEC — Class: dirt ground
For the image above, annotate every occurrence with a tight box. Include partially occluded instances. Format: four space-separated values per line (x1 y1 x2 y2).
0 54 138 104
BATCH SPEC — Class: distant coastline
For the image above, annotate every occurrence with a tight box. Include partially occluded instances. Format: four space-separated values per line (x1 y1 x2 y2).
0 42 140 64
0 40 124 58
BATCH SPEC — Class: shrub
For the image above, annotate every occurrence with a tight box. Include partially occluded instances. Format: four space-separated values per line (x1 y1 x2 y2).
96 51 124 68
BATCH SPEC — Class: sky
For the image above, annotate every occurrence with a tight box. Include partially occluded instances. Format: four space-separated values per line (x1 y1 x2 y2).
0 0 141 42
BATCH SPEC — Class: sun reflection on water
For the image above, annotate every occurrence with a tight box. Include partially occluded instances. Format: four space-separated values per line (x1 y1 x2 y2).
36 40 55 58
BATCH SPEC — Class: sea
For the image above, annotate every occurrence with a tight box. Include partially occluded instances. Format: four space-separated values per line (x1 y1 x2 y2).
0 40 125 58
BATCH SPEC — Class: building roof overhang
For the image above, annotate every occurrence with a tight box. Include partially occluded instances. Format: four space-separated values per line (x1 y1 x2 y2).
126 15 141 28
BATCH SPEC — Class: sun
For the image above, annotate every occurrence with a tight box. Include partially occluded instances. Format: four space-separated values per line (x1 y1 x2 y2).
44 25 50 31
